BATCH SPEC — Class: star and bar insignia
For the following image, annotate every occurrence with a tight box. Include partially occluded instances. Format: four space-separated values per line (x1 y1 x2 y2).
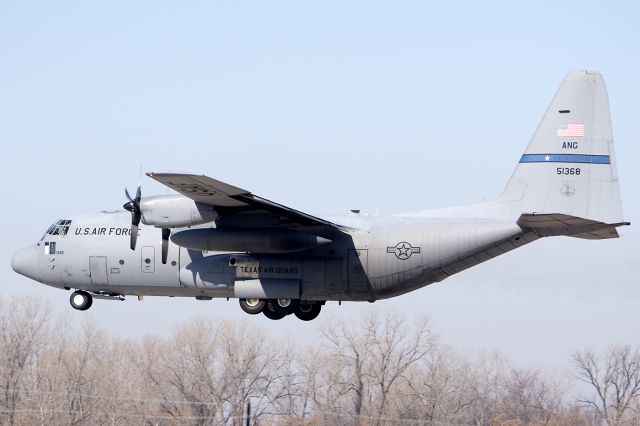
387 242 421 260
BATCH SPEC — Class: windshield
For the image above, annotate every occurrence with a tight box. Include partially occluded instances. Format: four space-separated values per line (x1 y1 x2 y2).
41 219 72 240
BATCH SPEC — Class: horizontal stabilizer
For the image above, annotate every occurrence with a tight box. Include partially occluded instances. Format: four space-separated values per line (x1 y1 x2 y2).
517 213 629 239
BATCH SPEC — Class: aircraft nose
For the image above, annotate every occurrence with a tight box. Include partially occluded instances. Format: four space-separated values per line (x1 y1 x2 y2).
11 245 40 281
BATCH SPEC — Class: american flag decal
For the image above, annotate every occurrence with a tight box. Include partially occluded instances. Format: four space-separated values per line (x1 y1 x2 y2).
557 123 584 137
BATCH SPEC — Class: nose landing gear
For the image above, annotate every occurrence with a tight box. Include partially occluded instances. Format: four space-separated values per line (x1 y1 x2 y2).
69 290 93 311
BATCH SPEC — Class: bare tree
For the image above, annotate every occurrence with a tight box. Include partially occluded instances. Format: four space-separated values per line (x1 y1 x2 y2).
320 310 433 425
272 345 326 424
398 345 477 424
463 350 509 425
136 317 291 425
216 320 292 424
366 312 432 425
59 319 111 425
0 296 51 426
139 318 224 423
321 315 373 422
574 345 640 425
21 314 71 426
498 367 566 424
4 294 640 425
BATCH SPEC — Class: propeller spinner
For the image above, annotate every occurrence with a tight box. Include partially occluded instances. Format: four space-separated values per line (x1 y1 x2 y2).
123 186 171 264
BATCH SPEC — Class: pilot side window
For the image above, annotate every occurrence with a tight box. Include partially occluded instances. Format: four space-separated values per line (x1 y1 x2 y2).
44 241 56 255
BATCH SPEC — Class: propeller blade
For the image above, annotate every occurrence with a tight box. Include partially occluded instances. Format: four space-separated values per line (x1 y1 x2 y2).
161 228 171 264
124 186 142 251
130 223 139 251
130 209 141 250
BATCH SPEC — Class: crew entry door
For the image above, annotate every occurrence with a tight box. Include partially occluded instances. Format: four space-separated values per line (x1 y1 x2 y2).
89 256 108 285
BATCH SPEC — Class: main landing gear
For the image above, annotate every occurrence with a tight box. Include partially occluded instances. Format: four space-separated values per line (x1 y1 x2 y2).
239 298 323 321
69 290 93 311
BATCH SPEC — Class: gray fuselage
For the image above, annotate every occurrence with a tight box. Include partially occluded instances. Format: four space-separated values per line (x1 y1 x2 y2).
13 209 527 302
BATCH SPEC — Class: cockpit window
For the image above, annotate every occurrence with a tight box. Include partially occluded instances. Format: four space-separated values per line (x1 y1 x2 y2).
45 220 72 236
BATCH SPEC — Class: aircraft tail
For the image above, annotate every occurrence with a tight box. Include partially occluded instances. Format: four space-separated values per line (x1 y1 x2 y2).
499 70 627 235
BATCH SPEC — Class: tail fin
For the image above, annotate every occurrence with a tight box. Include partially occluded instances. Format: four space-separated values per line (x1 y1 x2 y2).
500 70 625 226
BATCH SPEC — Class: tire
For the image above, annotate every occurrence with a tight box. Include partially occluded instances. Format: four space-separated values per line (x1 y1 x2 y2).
294 302 322 321
263 301 285 320
239 298 265 315
271 298 300 316
69 290 93 311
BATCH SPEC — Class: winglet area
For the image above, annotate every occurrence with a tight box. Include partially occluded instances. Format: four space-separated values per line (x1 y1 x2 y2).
146 172 249 207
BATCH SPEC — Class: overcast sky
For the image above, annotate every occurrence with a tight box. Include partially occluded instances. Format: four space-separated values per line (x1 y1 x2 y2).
1 1 638 372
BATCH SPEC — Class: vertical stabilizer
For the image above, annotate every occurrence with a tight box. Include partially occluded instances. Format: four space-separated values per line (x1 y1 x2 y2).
500 70 623 224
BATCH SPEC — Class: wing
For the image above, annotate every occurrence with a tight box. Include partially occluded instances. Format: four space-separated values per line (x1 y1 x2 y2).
146 172 344 232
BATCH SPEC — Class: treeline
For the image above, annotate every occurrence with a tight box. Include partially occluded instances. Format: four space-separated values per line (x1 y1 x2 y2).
0 295 639 425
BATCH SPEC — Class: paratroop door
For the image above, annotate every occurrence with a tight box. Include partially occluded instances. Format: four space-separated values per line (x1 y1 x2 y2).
347 249 369 292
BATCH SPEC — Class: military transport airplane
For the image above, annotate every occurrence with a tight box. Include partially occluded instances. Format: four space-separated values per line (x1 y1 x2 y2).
12 71 629 321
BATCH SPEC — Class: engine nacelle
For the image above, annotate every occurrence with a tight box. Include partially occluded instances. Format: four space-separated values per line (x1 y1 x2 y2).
171 228 331 253
140 195 218 228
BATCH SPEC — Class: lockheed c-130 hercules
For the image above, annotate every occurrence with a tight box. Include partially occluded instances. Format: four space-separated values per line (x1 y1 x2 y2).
12 71 629 321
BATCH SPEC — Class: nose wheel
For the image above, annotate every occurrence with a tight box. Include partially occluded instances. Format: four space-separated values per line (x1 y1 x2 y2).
70 290 93 311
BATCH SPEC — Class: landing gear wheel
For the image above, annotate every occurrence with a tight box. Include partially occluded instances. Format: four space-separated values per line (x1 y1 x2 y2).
271 298 300 316
70 290 93 311
294 303 322 321
263 301 285 320
239 298 265 315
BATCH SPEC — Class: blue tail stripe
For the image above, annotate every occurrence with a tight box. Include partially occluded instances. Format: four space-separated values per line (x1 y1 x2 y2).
519 154 611 164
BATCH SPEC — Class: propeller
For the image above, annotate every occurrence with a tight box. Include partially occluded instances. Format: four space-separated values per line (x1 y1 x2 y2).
161 228 171 264
123 186 142 250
